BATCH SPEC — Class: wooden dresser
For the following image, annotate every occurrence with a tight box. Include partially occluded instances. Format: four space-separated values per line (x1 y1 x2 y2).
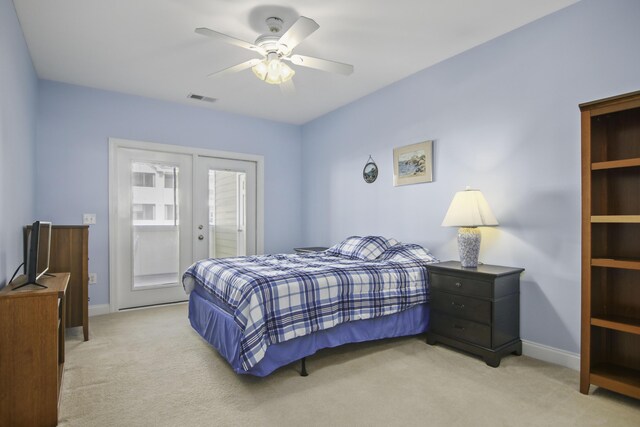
0 273 70 427
26 224 89 340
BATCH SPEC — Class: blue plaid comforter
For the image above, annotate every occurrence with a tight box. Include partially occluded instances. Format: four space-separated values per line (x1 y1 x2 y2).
182 252 432 371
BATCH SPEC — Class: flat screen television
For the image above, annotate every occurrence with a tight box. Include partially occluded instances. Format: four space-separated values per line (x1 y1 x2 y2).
14 221 52 290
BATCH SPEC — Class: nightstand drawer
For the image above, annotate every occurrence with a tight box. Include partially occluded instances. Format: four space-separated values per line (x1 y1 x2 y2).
430 272 492 298
430 313 491 348
430 291 491 324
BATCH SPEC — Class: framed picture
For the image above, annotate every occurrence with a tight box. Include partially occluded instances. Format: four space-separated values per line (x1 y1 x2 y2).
363 156 378 183
393 140 433 186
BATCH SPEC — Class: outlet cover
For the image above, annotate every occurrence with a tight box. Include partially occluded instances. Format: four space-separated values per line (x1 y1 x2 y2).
83 213 96 225
88 273 97 284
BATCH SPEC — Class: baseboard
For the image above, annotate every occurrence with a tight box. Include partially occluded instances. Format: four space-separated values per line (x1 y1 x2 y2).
522 339 580 371
88 304 111 317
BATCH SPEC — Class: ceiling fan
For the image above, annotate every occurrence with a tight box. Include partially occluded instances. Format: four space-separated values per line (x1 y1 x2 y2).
195 16 354 87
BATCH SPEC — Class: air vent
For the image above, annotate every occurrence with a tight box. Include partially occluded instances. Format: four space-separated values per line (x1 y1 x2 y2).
187 93 217 103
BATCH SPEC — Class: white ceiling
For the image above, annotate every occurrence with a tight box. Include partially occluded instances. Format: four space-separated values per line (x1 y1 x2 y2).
13 0 578 125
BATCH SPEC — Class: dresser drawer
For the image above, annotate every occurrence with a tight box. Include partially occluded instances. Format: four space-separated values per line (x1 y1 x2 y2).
430 272 492 298
430 291 491 324
430 312 491 348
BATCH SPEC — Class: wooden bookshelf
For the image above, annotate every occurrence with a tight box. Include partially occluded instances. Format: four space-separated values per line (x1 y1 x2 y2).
581 90 640 400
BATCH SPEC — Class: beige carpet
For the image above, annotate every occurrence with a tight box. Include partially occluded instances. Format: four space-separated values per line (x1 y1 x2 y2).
59 304 640 426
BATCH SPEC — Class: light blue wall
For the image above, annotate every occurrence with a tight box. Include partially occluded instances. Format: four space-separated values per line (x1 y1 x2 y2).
35 81 302 305
301 0 640 354
0 0 38 287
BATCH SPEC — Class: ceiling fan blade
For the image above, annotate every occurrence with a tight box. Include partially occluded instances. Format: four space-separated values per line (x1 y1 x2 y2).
280 79 296 96
289 55 354 75
195 27 266 56
207 59 262 78
278 16 319 51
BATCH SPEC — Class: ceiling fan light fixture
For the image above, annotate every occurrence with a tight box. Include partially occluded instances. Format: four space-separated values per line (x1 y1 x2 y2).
279 62 294 80
252 57 295 85
252 60 268 80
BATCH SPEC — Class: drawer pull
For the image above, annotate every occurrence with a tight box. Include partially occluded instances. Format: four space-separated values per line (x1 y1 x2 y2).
451 302 465 309
455 282 462 288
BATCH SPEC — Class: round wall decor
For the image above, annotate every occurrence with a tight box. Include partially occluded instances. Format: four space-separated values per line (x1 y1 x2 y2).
363 155 378 183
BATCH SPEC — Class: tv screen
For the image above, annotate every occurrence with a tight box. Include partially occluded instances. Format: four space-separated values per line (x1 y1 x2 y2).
35 222 52 279
20 221 52 289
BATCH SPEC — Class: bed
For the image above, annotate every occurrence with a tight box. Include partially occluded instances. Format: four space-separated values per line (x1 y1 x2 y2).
182 236 438 376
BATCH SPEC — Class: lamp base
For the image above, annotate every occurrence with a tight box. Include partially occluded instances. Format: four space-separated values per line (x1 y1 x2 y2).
457 227 481 268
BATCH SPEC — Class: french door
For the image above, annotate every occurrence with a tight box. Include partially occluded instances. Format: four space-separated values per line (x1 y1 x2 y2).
113 148 193 309
110 140 260 311
193 156 257 261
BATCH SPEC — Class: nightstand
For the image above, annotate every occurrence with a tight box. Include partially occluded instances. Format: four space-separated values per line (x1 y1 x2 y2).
426 261 524 367
294 247 329 253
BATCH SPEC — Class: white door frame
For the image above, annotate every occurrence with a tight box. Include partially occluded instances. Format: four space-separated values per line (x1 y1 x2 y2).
108 137 264 313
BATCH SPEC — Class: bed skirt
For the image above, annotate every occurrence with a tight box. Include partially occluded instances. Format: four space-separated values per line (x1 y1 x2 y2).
188 287 430 377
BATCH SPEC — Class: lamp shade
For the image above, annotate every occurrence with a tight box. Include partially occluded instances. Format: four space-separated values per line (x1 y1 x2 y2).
441 188 498 227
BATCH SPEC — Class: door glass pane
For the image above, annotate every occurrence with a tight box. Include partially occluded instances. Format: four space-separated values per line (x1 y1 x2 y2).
131 161 179 289
208 169 246 258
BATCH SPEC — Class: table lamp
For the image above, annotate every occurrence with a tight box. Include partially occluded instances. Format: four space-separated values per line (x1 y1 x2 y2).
441 187 498 268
